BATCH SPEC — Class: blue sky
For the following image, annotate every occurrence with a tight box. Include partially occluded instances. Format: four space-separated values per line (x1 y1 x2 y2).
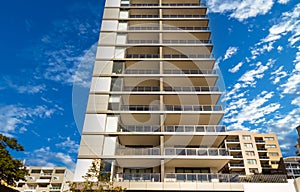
0 0 299 170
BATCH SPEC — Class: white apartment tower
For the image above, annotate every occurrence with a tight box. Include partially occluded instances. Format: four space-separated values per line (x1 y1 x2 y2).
73 0 288 191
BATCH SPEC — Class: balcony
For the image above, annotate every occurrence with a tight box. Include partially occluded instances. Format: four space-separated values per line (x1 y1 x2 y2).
123 86 160 92
165 173 239 183
257 148 267 151
164 148 228 156
119 125 160 132
165 125 226 132
162 15 208 18
163 26 210 31
228 147 241 151
164 105 223 111
116 173 160 182
120 105 159 111
129 15 159 18
128 26 160 30
163 54 214 59
256 140 265 143
163 69 216 74
126 54 159 58
162 3 206 6
127 40 159 44
116 147 160 155
232 155 243 159
124 69 160 74
49 187 61 191
226 139 240 143
164 86 220 92
229 163 244 167
162 40 212 44
123 3 159 6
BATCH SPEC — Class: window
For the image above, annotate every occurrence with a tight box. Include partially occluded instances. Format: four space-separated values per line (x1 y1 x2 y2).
271 161 279 164
55 170 65 174
242 135 251 140
31 169 41 174
264 137 274 140
269 152 279 156
247 159 257 164
266 144 277 148
244 143 253 148
245 151 255 156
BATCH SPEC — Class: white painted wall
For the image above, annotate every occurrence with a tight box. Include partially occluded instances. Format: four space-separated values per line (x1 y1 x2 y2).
105 0 121 7
90 77 111 92
83 114 106 132
244 180 296 192
103 136 117 155
73 159 93 182
106 116 119 132
96 47 115 59
101 20 118 31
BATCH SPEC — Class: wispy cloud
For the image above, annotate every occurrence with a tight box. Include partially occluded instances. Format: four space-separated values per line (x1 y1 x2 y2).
0 104 57 136
270 66 288 84
3 77 46 94
224 47 238 60
229 62 244 73
25 147 76 170
55 137 79 153
207 0 274 21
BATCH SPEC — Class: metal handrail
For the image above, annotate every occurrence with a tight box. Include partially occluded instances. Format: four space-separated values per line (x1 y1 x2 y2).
163 26 210 31
123 86 160 91
164 105 223 111
162 40 212 44
128 26 159 30
163 54 214 58
163 15 208 18
165 125 226 132
127 40 159 44
162 3 206 6
164 148 228 156
163 69 216 74
119 125 160 132
129 15 159 18
116 147 160 155
124 69 160 74
164 86 220 92
120 105 160 111
126 54 160 58
115 173 160 182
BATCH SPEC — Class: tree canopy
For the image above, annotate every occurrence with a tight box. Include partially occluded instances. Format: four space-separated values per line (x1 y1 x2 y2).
0 134 28 186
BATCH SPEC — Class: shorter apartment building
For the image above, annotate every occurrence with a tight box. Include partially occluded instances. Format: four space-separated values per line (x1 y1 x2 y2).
224 132 282 175
16 166 73 192
284 157 300 179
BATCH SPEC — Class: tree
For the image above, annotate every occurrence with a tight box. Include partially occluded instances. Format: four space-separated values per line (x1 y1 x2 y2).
0 134 28 186
69 159 126 192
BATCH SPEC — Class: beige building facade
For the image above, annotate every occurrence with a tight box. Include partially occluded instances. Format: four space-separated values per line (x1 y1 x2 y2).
225 132 282 175
16 166 73 192
73 0 290 191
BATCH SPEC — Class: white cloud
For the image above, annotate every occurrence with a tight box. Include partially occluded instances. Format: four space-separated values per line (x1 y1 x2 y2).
0 105 57 136
270 66 288 84
224 47 238 60
2 77 46 94
225 91 280 131
238 59 274 86
207 0 274 21
43 43 96 88
261 3 300 46
278 0 290 4
229 62 244 73
26 147 76 170
55 137 79 153
277 46 283 52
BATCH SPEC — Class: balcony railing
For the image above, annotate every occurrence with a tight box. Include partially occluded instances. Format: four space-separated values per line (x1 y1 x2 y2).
229 147 241 150
163 26 210 31
119 125 160 132
226 139 239 142
164 86 220 92
124 69 160 74
163 15 208 18
116 147 160 155
129 15 159 18
116 173 160 182
163 54 214 59
127 40 159 44
126 54 159 58
256 140 265 143
123 86 160 92
162 3 206 6
163 69 216 74
165 125 226 132
164 105 223 111
128 26 160 30
257 148 267 151
162 40 212 44
120 105 159 111
165 173 239 183
229 163 244 167
123 3 159 6
233 155 243 158
164 148 228 156
259 156 270 159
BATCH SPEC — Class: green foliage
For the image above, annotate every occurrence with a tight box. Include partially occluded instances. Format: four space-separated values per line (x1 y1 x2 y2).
0 134 28 186
69 159 126 192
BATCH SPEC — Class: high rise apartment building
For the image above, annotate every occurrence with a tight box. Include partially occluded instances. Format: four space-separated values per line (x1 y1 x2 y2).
73 0 289 191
